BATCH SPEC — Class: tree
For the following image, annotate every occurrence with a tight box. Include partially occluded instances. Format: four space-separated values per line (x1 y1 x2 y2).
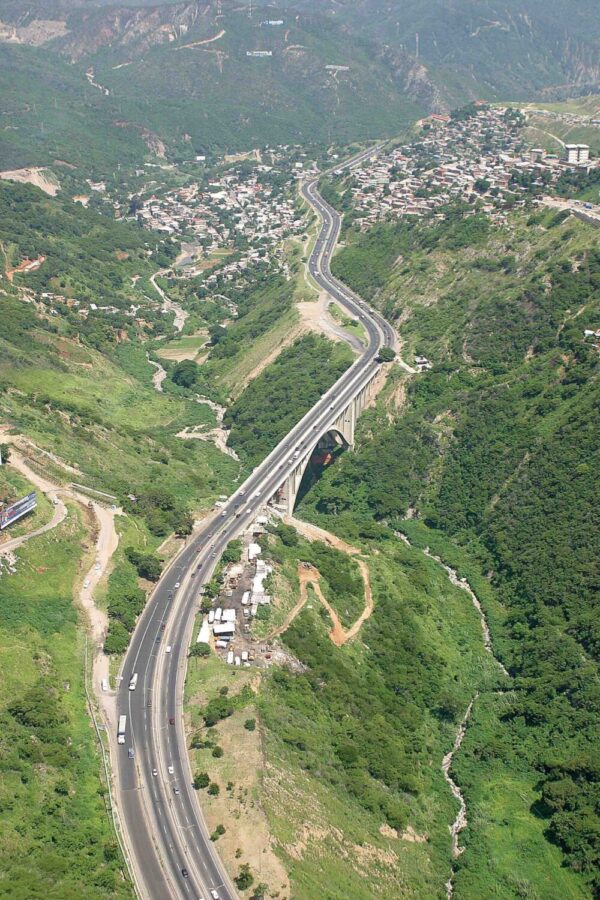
212 746 224 758
251 884 268 900
244 718 256 732
208 782 220 796
235 864 254 891
125 548 161 581
0 443 11 464
378 347 396 363
189 642 211 659
171 359 198 389
193 772 209 790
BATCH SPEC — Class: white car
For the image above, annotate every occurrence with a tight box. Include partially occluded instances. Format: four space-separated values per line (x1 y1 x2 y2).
152 768 158 777
174 582 181 589
166 645 172 653
84 579 90 588
210 892 220 900
168 765 175 775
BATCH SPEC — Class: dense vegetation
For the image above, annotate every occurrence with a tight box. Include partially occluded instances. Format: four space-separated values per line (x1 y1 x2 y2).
256 516 502 897
0 44 150 172
0 509 132 897
0 182 176 349
0 4 421 169
224 334 353 466
300 203 600 894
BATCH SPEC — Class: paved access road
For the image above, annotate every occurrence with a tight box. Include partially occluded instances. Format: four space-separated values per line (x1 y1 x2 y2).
114 144 394 900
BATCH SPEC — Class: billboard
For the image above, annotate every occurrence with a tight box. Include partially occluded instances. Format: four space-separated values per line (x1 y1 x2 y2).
0 491 37 530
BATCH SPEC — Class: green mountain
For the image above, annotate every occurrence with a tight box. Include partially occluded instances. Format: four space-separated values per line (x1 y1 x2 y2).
0 1 426 167
293 0 600 104
287 202 600 896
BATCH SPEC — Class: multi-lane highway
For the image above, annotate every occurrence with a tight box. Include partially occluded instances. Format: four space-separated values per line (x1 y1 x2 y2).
113 144 393 900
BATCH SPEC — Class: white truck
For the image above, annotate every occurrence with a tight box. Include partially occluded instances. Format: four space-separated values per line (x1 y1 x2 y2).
117 715 127 745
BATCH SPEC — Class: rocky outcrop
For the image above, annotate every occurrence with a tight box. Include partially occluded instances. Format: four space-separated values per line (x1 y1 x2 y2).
57 2 210 61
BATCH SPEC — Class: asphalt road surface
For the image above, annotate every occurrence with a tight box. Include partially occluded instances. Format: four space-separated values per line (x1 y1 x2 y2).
114 144 393 900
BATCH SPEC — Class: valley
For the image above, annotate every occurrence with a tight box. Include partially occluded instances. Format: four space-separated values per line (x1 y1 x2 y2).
0 6 599 896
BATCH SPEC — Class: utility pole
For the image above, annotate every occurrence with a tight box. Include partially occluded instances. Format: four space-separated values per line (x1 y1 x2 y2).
415 32 419 60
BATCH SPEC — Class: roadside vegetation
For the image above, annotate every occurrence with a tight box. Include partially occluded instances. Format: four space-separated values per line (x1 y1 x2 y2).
0 504 133 897
224 334 353 466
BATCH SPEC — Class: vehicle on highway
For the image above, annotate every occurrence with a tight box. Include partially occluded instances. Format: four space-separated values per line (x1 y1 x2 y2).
210 890 220 899
166 645 172 653
173 786 180 795
221 510 227 517
168 764 175 774
174 582 181 588
196 547 202 552
169 717 175 725
128 673 138 691
181 868 188 878
117 714 127 745
128 747 134 759
152 768 158 777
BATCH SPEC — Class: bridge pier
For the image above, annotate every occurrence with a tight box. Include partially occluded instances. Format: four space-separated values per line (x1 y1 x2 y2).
280 366 379 514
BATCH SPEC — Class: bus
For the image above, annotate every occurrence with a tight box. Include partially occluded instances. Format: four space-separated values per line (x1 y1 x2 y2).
117 715 127 744
128 673 138 691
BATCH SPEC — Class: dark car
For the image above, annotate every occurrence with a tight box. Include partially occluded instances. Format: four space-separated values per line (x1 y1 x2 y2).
181 867 188 878
169 717 175 725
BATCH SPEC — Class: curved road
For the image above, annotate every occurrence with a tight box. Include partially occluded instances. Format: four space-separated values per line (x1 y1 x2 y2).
114 145 393 900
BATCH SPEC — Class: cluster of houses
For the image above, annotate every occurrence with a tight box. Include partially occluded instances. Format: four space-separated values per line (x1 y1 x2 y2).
343 106 595 229
123 164 305 251
196 519 273 666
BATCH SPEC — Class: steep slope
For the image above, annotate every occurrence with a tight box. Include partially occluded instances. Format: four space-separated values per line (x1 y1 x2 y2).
294 0 600 104
0 44 156 172
301 204 600 896
0 2 425 157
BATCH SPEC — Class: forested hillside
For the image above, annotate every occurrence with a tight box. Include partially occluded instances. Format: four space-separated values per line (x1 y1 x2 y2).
0 1 423 168
298 204 600 895
295 0 600 104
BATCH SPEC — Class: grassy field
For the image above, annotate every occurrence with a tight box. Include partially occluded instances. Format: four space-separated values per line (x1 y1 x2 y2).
0 504 133 897
328 300 367 343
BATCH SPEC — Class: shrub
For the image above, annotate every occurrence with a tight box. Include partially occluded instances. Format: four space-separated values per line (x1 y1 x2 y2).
235 863 254 891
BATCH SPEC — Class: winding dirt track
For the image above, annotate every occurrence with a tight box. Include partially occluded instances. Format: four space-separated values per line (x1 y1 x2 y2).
0 442 121 719
268 518 373 646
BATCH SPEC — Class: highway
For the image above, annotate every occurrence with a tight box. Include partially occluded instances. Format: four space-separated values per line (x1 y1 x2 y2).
114 143 393 900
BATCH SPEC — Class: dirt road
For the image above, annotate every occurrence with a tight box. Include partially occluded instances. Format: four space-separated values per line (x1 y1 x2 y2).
270 518 374 646
0 442 121 721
